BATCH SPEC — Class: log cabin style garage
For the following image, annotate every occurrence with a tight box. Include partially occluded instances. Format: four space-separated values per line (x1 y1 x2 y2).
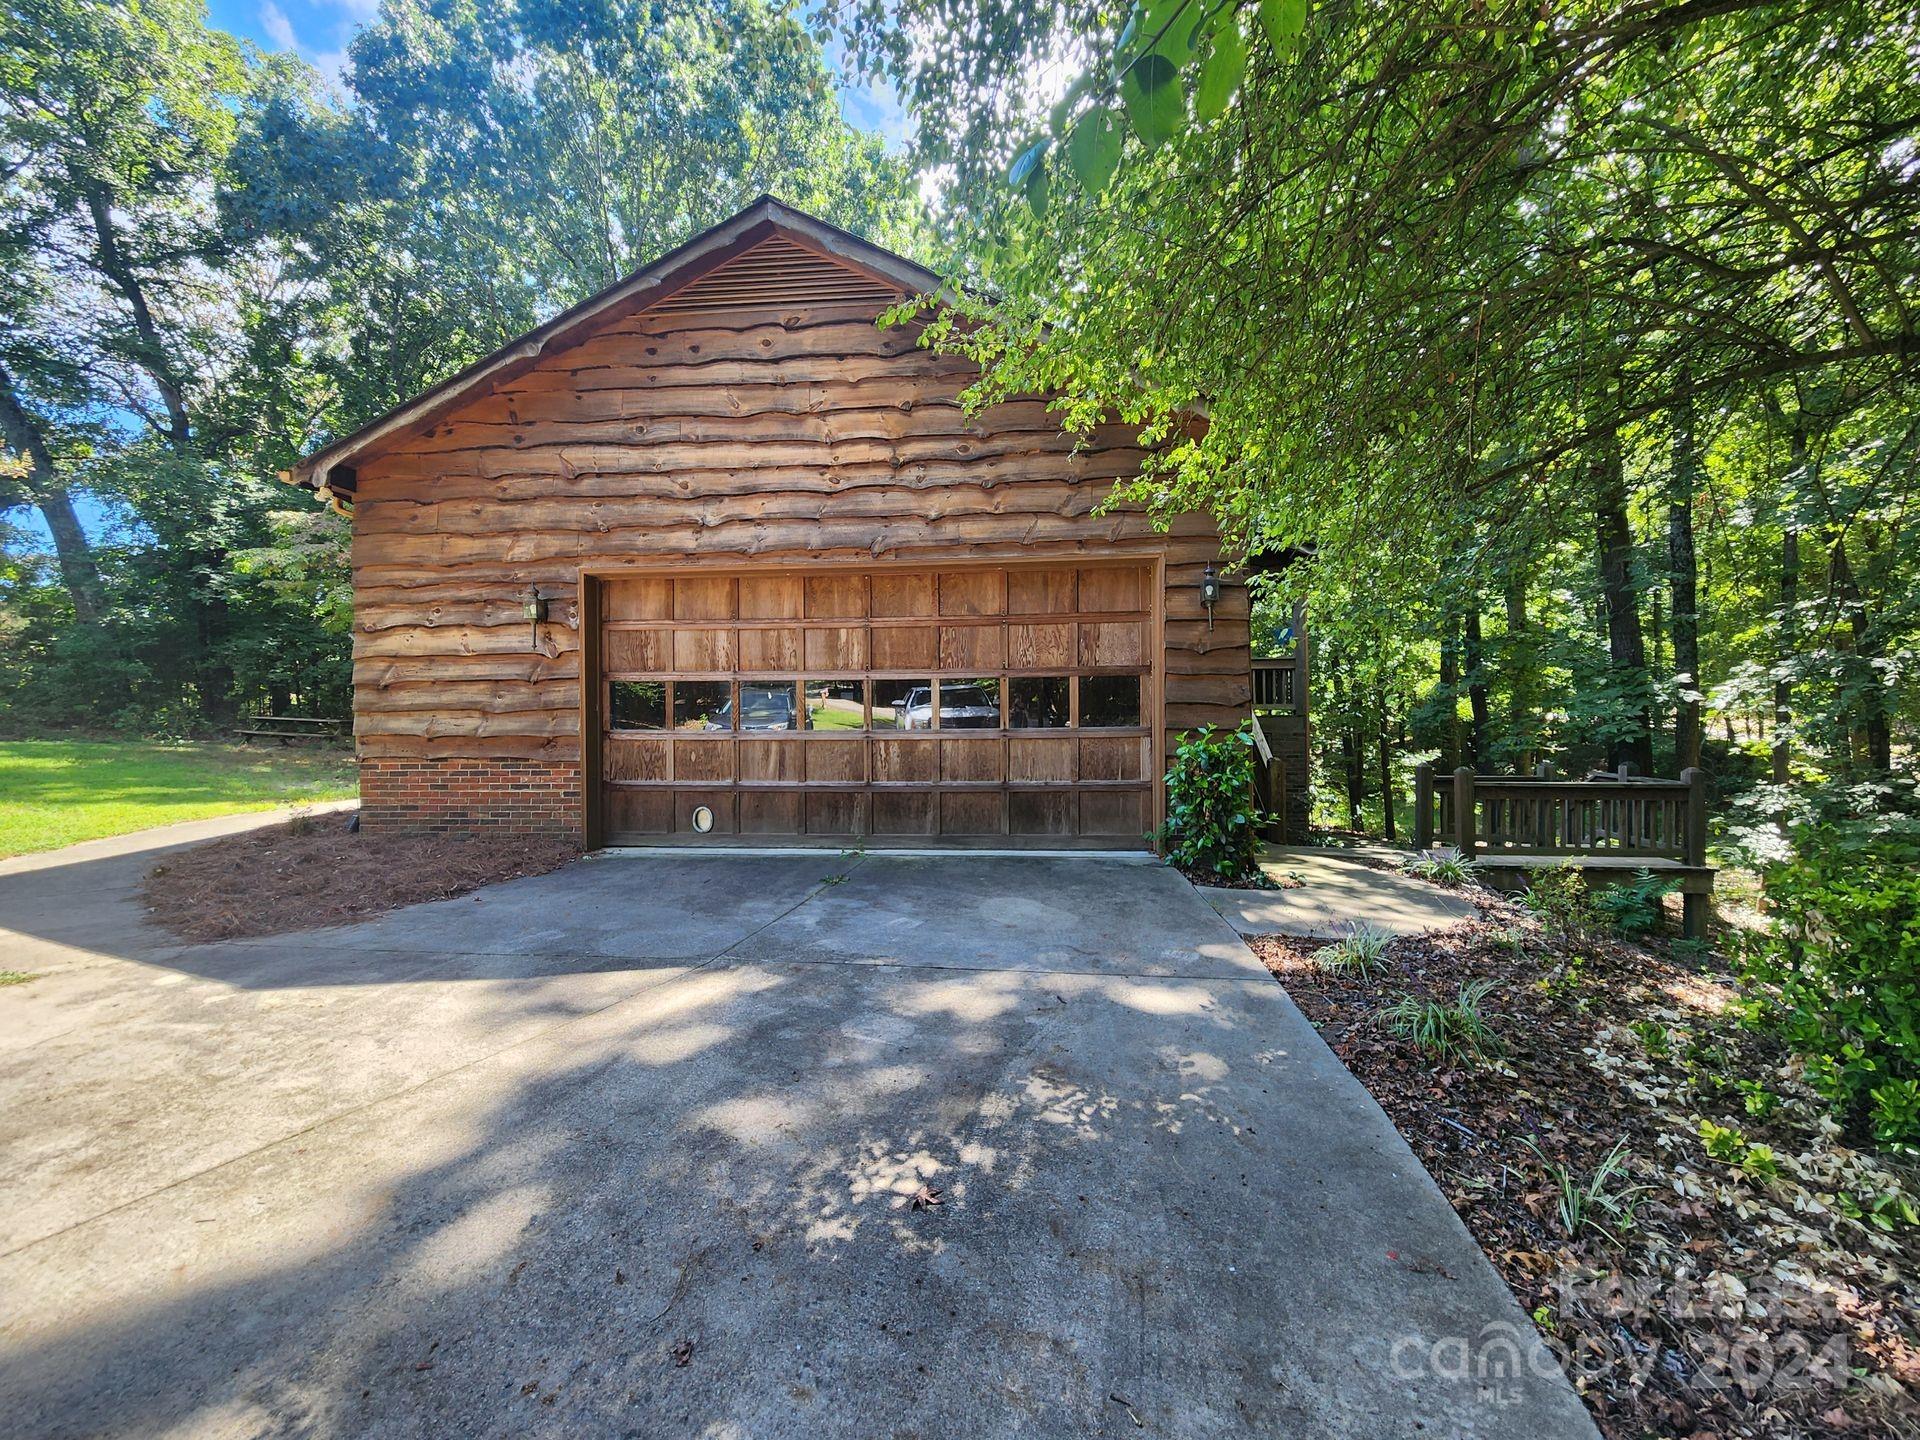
284 197 1306 848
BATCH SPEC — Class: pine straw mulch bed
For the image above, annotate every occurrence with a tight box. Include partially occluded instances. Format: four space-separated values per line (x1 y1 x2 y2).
142 812 581 942
1252 894 1920 1439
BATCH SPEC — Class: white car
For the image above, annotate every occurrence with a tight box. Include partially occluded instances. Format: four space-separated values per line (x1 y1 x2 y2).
920 682 999 730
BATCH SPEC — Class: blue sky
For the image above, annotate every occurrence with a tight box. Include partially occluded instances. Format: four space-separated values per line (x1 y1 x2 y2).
205 0 913 147
12 0 911 549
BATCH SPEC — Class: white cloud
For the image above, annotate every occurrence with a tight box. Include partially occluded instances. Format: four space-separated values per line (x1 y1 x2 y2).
310 50 348 92
839 76 915 153
258 0 297 51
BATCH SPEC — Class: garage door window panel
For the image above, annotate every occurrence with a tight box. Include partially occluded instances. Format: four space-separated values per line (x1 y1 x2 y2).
871 677 934 731
937 678 1002 730
1009 676 1070 729
805 679 866 731
739 681 798 731
610 681 667 731
674 681 732 731
1079 674 1142 729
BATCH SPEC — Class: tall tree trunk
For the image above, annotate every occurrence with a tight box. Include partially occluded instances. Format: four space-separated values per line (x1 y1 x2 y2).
1376 697 1397 841
1503 571 1535 772
82 183 191 448
1438 614 1463 772
1771 526 1798 787
1669 392 1702 771
0 364 103 623
1340 725 1364 830
1464 606 1490 771
1772 424 1804 786
1830 536 1892 773
1647 588 1666 733
1592 422 1655 775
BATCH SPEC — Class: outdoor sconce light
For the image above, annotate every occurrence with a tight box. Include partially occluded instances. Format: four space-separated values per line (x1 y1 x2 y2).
1200 562 1222 629
523 585 549 650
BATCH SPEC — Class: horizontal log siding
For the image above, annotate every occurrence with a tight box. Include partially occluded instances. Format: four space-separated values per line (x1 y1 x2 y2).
348 300 1248 829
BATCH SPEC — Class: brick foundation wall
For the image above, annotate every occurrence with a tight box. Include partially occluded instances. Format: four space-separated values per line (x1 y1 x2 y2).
359 756 583 838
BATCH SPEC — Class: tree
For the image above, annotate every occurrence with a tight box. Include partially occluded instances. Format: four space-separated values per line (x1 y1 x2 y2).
1 0 926 734
828 0 1916 824
1 0 261 716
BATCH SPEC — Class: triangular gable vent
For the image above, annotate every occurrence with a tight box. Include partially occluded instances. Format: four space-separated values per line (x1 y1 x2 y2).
647 236 906 315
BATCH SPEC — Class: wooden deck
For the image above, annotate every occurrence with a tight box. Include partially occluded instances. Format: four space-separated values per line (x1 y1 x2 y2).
1415 765 1716 937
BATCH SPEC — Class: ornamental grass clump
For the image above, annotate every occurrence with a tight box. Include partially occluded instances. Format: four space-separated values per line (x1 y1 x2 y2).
1405 851 1474 888
1381 979 1503 1063
1314 923 1392 979
1521 1136 1650 1244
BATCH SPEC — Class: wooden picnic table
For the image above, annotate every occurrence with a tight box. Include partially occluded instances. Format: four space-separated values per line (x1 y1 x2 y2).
235 715 349 745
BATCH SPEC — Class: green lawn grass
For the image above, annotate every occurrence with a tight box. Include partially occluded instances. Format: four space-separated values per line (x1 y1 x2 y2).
0 738 359 859
806 703 866 731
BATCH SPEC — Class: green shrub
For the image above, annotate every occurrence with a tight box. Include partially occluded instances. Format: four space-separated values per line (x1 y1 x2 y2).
1628 1019 1670 1055
1738 1080 1778 1118
1741 830 1920 1148
1522 862 1592 933
1836 1186 1920 1232
1590 867 1678 936
1159 722 1270 884
1697 1118 1781 1182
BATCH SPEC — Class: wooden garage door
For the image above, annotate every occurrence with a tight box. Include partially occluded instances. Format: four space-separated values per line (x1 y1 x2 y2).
594 561 1157 846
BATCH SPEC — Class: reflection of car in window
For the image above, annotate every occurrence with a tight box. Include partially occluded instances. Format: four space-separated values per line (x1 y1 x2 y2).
879 687 933 733
704 687 797 731
935 682 1000 730
894 687 936 730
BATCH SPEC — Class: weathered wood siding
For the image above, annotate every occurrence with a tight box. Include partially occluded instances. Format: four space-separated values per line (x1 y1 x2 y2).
348 292 1251 820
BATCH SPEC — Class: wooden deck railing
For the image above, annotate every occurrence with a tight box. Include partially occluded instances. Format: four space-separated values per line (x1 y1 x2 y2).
1249 711 1289 841
1414 765 1707 867
1251 656 1302 711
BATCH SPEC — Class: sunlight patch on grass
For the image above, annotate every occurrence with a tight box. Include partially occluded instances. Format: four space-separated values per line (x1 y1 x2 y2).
0 739 358 859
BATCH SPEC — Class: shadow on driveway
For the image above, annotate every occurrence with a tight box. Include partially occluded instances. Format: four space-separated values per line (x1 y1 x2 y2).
0 839 1596 1439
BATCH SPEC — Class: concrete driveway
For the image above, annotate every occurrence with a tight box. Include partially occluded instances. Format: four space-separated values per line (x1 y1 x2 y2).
0 820 1595 1438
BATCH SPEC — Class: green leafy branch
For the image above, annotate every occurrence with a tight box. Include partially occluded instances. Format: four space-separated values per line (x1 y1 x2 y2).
1006 0 1309 215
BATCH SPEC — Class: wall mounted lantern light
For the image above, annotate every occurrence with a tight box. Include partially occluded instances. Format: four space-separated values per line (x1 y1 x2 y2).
523 585 549 650
1200 562 1221 630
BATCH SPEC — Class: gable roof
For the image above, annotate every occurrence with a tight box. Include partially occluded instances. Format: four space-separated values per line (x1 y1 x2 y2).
280 196 945 505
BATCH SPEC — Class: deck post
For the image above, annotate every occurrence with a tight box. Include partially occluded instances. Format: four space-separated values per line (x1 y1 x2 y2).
1452 766 1477 859
1680 767 1707 866
1414 765 1434 848
1681 766 1708 939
